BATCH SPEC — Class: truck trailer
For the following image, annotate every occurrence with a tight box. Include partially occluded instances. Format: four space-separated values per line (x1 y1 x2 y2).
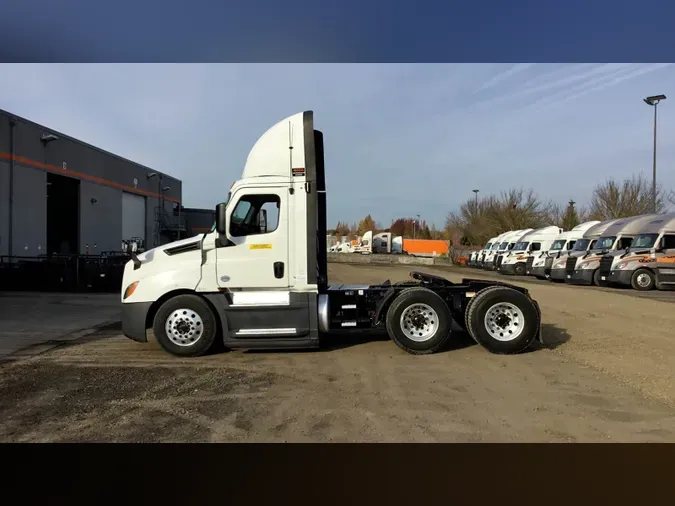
120 111 543 357
599 212 675 291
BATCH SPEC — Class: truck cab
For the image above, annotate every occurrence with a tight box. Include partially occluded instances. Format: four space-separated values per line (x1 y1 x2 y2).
482 231 515 270
120 111 543 358
492 229 533 271
527 221 600 280
498 226 562 276
474 236 498 268
601 213 675 291
566 214 659 286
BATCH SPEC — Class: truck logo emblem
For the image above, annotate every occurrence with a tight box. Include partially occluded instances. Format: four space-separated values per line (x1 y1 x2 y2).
220 276 230 282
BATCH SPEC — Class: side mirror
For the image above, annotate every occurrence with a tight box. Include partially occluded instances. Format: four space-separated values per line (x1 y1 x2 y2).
259 209 268 233
215 202 227 234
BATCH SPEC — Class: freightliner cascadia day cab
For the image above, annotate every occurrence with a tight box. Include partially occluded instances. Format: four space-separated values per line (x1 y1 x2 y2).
120 111 543 357
497 226 562 276
565 214 659 286
492 229 533 271
473 236 498 268
527 221 600 280
479 234 502 269
550 219 618 282
482 232 513 270
599 212 675 291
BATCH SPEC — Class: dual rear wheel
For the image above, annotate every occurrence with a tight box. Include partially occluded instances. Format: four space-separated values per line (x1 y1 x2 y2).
385 285 539 355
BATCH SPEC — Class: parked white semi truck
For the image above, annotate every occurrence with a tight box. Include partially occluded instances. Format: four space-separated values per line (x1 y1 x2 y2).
565 214 659 286
527 221 600 280
483 231 517 270
120 111 543 357
489 229 533 271
497 226 562 276
599 213 675 291
473 236 499 268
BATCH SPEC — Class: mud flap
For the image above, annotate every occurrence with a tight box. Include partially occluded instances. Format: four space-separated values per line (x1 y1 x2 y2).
532 299 544 345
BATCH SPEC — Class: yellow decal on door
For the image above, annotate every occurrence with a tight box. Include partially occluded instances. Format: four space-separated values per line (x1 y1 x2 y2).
249 243 272 250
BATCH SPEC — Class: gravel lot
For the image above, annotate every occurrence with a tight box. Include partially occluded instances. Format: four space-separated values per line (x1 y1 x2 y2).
1 263 674 442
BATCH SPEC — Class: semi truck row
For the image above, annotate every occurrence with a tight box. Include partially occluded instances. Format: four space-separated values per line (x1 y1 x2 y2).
467 213 675 291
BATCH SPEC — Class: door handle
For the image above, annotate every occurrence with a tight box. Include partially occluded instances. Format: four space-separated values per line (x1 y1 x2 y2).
274 262 284 279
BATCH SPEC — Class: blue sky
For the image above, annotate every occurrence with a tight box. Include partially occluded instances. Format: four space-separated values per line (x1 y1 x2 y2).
1 64 674 229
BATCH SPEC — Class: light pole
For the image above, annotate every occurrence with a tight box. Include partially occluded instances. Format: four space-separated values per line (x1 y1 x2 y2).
472 189 479 209
643 94 666 213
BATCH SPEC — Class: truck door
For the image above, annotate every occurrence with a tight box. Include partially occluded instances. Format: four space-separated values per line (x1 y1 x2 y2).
216 186 289 289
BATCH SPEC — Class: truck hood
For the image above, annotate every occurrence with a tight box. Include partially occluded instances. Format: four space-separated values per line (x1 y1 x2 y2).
136 234 205 262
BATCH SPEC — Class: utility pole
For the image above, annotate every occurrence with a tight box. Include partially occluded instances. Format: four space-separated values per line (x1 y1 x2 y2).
643 94 666 213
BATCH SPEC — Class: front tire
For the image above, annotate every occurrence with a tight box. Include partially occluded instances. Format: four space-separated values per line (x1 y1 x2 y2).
385 287 453 355
631 268 655 291
514 263 526 276
153 294 218 357
465 286 539 354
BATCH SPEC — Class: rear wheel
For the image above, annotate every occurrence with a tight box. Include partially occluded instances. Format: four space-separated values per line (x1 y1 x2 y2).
385 287 453 355
631 268 655 291
153 294 218 357
465 286 539 354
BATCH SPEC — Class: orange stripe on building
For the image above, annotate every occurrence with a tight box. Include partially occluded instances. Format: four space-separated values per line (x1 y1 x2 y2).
0 151 180 204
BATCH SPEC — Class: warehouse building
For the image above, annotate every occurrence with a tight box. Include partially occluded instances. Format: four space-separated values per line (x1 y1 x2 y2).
0 109 184 259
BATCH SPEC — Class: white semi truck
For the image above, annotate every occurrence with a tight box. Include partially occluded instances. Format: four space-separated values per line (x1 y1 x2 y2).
489 229 533 271
120 111 543 357
497 226 562 276
526 221 600 280
471 236 498 268
598 213 675 291
565 214 659 286
483 231 518 270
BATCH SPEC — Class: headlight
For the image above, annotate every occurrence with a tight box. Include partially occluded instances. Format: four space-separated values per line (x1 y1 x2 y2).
580 262 596 269
616 262 628 270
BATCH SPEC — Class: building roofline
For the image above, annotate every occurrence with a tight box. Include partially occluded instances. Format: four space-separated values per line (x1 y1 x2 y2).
1 108 182 185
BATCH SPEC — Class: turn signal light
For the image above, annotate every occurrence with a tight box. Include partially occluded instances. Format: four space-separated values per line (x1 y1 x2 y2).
124 281 139 299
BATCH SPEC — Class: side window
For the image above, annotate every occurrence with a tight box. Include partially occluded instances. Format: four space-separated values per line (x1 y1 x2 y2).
229 194 281 237
619 237 633 249
531 243 541 251
662 234 675 249
568 240 576 250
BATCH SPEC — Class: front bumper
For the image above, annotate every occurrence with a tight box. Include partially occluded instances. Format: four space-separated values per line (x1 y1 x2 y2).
565 269 594 285
121 301 153 343
498 263 517 275
549 268 566 281
604 269 633 286
529 266 547 278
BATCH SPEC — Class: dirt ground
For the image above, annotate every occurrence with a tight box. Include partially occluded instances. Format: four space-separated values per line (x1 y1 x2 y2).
1 263 675 442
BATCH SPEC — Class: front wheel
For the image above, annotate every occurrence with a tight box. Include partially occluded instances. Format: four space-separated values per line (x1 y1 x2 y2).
464 286 539 354
153 294 219 357
514 263 526 276
385 287 453 355
631 268 655 291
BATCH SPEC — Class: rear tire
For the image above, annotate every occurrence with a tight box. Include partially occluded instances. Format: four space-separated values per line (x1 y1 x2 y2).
153 294 218 357
631 268 655 291
385 287 453 355
465 286 539 354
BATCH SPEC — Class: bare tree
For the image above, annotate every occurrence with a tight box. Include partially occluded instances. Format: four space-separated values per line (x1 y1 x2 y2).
588 174 667 220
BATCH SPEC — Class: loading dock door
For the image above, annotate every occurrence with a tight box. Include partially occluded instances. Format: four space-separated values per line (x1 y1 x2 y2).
122 191 146 242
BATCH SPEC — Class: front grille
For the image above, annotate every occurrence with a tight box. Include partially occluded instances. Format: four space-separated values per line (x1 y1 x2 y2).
566 256 578 275
496 255 504 269
599 255 613 278
525 256 535 273
544 256 554 275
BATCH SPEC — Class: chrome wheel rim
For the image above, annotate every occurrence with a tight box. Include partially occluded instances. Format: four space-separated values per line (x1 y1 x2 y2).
636 273 652 288
484 302 525 342
400 303 439 342
165 308 204 346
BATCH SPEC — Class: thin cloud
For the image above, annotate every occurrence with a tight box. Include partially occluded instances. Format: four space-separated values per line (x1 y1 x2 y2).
475 63 534 92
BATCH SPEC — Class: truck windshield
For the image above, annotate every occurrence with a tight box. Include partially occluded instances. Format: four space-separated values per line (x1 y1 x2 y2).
499 241 509 249
513 241 529 251
491 243 500 250
484 242 492 250
632 233 659 249
572 239 590 251
550 239 566 251
595 236 616 250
